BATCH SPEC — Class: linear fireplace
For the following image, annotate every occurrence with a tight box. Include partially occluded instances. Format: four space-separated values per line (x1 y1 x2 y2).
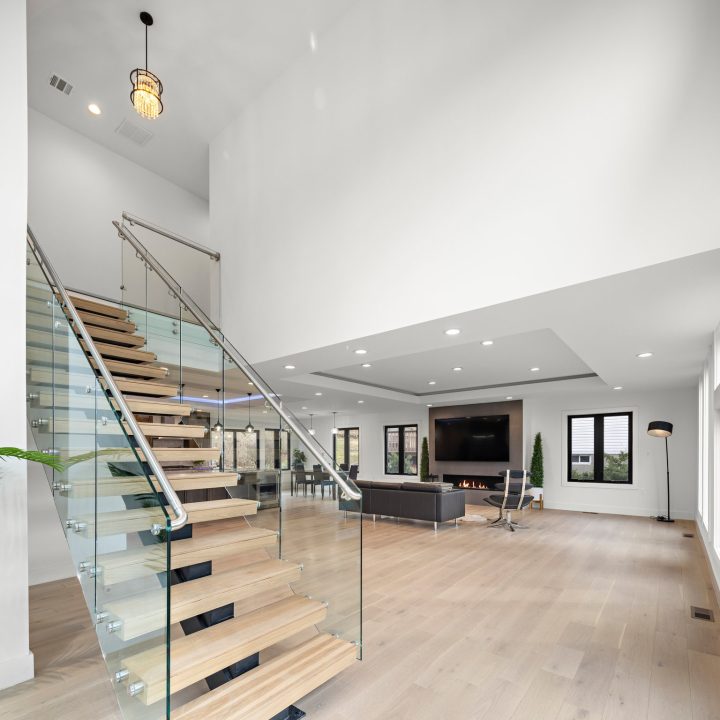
443 474 500 491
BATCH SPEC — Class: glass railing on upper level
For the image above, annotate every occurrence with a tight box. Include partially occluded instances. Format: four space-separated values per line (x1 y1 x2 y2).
27 231 172 720
115 218 363 657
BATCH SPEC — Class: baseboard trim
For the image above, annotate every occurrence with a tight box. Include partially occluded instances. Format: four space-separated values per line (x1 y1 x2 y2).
543 500 695 520
0 651 34 691
695 515 720 606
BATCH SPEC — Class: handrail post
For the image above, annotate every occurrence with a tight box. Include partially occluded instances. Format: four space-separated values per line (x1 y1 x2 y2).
26 226 188 530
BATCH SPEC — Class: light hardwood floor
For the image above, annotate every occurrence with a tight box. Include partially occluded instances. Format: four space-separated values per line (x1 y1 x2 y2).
1 500 719 720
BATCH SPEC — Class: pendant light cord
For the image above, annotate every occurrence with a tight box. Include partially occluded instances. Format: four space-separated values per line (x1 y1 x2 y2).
145 24 148 71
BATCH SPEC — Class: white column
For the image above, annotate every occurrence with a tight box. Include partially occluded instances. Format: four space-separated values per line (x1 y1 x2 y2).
0 0 33 691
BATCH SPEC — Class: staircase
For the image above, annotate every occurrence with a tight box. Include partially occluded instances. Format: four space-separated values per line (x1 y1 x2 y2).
26 227 361 719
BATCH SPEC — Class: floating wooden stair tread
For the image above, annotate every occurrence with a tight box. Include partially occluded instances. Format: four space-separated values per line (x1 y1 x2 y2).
76 310 136 334
85 325 146 347
124 398 191 416
29 369 175 397
97 359 168 380
122 595 328 705
75 498 256 537
95 526 278 585
110 378 177 397
83 341 157 363
103 559 302 640
57 446 219 467
68 295 129 320
62 471 236 498
27 347 166 380
173 634 357 720
36 418 205 440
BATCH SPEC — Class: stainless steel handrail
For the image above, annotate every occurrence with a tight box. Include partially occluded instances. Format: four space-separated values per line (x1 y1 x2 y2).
113 220 362 502
122 212 220 261
27 227 188 530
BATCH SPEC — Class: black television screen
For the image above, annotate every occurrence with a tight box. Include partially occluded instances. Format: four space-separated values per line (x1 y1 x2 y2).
434 415 510 462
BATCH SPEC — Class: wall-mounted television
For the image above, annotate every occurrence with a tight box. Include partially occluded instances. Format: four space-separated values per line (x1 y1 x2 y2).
434 415 510 462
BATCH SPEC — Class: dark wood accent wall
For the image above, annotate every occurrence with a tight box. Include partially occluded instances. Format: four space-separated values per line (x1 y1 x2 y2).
428 400 524 479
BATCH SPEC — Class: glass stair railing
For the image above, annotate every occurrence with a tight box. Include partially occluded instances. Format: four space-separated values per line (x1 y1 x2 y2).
26 221 362 720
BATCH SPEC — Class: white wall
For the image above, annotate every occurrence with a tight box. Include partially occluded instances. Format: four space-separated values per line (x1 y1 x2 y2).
524 386 698 519
0 0 34 691
300 408 427 480
210 0 720 363
28 109 216 315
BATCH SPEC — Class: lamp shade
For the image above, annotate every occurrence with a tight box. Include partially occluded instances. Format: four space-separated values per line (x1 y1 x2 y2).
647 420 673 438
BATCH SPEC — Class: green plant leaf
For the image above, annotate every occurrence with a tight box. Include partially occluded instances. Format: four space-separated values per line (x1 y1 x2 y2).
0 446 64 472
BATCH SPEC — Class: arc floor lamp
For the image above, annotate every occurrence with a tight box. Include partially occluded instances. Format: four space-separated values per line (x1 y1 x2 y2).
647 420 674 523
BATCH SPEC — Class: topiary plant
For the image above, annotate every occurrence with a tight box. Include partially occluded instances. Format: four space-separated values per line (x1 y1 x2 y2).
530 432 544 488
420 436 430 481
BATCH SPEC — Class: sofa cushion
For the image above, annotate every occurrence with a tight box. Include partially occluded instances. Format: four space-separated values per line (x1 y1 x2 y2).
374 481 405 490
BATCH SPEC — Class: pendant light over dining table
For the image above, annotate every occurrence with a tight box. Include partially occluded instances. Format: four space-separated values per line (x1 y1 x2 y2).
130 11 164 119
245 393 255 433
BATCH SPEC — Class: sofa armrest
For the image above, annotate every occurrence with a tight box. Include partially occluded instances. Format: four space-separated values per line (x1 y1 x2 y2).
436 490 466 522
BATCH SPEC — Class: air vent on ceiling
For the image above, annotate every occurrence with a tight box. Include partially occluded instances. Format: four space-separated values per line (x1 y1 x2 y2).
690 606 715 622
49 74 73 95
114 118 154 147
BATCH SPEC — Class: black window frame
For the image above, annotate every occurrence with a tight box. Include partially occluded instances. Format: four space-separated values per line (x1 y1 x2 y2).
264 428 291 471
567 411 633 484
333 426 360 470
384 424 418 476
222 428 260 471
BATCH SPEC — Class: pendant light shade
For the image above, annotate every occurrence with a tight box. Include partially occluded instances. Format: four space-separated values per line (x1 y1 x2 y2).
131 12 164 119
245 392 254 433
331 411 338 435
309 413 316 436
212 388 222 432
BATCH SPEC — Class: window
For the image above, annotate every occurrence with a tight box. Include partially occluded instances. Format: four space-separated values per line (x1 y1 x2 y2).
334 427 359 470
568 412 632 484
221 429 259 470
264 429 290 470
385 425 418 475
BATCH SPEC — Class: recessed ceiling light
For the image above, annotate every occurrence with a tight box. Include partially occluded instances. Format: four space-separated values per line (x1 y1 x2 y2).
202 394 208 398
361 363 372 368
452 367 463 372
636 352 653 358
301 406 308 410
530 367 540 372
87 103 102 115
248 382 254 386
505 396 513 400
427 404 433 407
428 380 436 385
357 400 364 404
613 386 623 391
314 392 323 396
284 364 296 370
445 328 460 336
482 340 494 346
354 349 367 355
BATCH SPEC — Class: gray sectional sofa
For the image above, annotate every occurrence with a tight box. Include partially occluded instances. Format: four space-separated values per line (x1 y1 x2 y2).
340 480 466 530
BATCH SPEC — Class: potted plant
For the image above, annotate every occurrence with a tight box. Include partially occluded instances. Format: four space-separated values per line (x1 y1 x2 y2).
529 432 544 499
420 436 430 481
292 448 307 468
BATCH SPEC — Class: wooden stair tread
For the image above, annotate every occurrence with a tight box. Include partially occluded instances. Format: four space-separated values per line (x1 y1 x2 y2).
98 359 168 380
123 595 327 705
27 347 167 379
83 341 157 363
62 471 237 497
110 378 177 397
75 498 256 537
103 560 302 640
85 325 146 347
76 310 136 334
95 526 277 584
125 398 191 416
173 634 357 720
57 446 220 465
33 418 204 439
68 295 129 320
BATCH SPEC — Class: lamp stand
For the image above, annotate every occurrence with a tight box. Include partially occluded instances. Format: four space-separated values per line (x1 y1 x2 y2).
656 435 674 523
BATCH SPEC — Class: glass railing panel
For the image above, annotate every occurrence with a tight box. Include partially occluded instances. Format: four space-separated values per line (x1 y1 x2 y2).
27 236 171 719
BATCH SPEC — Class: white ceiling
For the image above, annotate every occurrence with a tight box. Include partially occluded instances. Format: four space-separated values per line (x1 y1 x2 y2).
253 249 720 415
27 0 360 198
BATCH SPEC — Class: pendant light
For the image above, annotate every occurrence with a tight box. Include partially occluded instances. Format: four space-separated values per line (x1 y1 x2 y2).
309 414 316 436
212 388 223 432
130 12 164 119
245 392 254 433
331 411 338 435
